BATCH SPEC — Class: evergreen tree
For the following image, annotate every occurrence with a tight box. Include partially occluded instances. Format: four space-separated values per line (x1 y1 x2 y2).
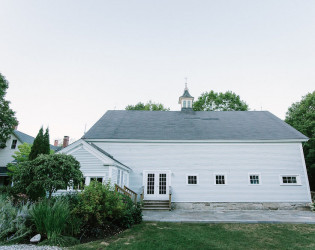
43 128 51 155
29 127 50 160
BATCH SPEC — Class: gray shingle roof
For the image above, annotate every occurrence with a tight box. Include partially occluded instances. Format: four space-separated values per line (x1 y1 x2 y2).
83 110 308 141
180 89 193 98
13 130 60 151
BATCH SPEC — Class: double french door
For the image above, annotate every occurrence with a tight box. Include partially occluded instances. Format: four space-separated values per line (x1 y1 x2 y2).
144 171 170 200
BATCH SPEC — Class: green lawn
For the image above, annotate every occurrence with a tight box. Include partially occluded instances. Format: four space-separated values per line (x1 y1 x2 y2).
71 222 315 250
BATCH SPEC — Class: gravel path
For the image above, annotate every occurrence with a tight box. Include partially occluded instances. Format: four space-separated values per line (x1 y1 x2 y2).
0 245 62 250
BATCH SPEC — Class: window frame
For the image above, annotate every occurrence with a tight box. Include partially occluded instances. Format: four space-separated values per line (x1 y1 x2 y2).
248 173 261 185
90 177 104 184
214 173 227 185
186 174 198 185
11 139 17 149
280 175 301 186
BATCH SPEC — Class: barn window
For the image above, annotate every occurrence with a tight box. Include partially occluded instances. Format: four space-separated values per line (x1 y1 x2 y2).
215 175 225 185
187 175 198 185
249 174 260 184
117 169 121 185
11 140 17 149
281 175 301 185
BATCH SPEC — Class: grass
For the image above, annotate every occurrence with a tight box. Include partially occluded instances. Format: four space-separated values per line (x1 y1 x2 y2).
71 222 315 250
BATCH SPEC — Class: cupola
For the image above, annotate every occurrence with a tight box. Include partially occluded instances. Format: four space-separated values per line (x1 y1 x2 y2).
179 83 194 111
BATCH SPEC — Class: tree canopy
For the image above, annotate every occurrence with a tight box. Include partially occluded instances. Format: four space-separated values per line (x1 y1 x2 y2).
126 101 169 111
29 127 51 160
285 91 315 190
12 154 83 200
0 73 18 148
193 91 249 111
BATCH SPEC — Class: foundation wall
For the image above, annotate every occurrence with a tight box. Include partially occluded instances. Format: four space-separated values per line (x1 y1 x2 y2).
173 202 311 211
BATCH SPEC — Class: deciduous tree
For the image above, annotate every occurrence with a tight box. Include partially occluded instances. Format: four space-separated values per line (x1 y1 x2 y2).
193 91 249 111
126 101 169 111
285 91 315 190
12 154 83 200
0 73 18 148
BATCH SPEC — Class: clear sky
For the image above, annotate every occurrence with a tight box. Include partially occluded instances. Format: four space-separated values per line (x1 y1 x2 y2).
0 0 314 143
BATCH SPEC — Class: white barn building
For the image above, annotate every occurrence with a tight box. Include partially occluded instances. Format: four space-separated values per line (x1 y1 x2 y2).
58 87 311 210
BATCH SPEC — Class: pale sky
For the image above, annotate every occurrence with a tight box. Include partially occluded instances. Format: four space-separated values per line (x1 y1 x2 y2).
0 0 314 143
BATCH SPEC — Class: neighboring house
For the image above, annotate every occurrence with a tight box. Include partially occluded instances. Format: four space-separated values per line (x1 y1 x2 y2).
0 130 60 186
58 87 311 210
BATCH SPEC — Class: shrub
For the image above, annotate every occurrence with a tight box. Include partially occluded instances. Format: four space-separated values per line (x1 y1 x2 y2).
75 181 125 229
30 199 70 241
115 194 142 228
56 192 83 236
0 195 32 243
74 181 142 238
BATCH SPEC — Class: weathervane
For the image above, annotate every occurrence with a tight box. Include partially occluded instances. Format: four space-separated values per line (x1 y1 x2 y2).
184 77 188 90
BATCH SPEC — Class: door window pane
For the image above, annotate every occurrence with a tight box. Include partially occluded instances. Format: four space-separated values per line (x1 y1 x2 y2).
159 174 167 194
147 174 155 194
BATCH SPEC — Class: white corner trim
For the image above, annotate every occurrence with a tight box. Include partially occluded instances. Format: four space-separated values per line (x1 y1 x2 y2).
299 144 312 202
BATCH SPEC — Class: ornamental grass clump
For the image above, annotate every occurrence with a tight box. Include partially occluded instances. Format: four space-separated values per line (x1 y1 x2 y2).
30 198 78 246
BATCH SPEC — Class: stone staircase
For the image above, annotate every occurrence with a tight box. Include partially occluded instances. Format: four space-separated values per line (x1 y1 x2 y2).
142 200 170 210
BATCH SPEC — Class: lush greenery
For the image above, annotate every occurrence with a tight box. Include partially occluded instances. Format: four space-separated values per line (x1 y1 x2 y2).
0 195 32 244
11 154 83 200
0 73 18 149
29 127 51 161
126 101 169 111
74 181 142 238
30 198 79 246
0 182 142 247
285 91 315 190
72 222 315 250
193 90 249 111
11 143 32 163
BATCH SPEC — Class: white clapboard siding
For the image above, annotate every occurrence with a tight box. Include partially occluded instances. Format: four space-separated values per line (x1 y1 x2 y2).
93 142 311 203
71 147 109 181
0 134 22 167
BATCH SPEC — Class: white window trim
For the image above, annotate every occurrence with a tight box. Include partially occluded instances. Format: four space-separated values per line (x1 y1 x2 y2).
186 174 199 185
214 173 227 185
248 173 261 185
279 174 301 186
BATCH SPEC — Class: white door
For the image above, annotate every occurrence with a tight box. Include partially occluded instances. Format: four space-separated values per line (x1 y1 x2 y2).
144 171 170 200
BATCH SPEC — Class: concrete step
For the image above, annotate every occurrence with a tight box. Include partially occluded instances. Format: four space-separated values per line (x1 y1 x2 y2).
142 207 170 211
143 204 169 207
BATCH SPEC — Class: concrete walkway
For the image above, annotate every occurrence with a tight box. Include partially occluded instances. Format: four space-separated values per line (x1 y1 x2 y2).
143 210 315 224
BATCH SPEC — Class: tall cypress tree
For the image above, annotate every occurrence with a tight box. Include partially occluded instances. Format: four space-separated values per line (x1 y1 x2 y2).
43 128 51 155
29 127 50 160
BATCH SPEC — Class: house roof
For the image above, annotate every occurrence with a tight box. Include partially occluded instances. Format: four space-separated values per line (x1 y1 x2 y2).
13 130 60 151
83 110 308 141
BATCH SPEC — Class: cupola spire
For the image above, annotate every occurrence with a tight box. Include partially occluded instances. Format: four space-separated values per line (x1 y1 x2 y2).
179 81 194 111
